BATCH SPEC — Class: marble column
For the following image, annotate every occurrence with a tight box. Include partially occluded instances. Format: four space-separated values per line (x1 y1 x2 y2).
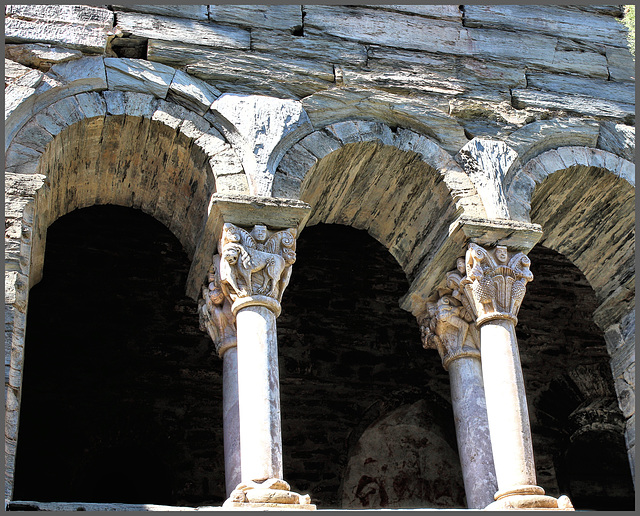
222 346 241 496
462 243 573 510
419 257 497 509
233 297 283 483
200 256 241 497
215 222 314 509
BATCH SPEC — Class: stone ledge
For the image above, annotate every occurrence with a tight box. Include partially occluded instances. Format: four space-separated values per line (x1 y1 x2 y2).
222 502 317 511
5 501 479 511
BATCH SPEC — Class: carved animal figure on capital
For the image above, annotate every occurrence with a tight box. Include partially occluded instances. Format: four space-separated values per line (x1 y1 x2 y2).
218 223 296 301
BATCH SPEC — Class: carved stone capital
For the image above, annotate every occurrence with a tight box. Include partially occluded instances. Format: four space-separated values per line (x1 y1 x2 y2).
419 256 480 370
200 255 237 358
217 222 296 312
461 243 533 326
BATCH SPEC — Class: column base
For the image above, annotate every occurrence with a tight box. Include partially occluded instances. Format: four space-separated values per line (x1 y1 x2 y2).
485 494 574 511
223 479 316 511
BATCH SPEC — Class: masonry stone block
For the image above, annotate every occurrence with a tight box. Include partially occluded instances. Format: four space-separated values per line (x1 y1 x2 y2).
297 131 342 160
116 11 250 50
5 44 83 72
5 17 112 54
167 70 221 117
122 92 158 118
112 4 208 21
105 58 176 99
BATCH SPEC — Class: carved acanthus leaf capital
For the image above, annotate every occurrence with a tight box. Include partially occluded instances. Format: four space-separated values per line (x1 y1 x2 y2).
217 223 296 310
200 255 237 357
461 243 533 326
419 257 480 370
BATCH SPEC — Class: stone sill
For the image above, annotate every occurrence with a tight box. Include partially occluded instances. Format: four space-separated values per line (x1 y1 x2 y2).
6 500 480 511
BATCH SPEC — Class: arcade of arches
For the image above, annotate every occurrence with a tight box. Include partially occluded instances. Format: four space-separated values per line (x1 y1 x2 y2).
12 205 634 510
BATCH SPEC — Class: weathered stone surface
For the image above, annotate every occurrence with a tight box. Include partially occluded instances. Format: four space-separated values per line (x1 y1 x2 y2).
548 48 609 79
210 94 313 196
10 119 54 151
186 51 335 100
105 57 175 98
368 45 526 88
271 149 315 199
48 56 107 89
74 91 107 119
167 69 221 116
297 130 342 159
379 4 462 22
503 119 600 180
5 43 83 71
301 88 468 155
341 399 466 509
115 11 250 50
598 122 636 162
6 5 113 26
4 83 37 122
304 5 559 66
455 139 515 219
5 16 112 54
526 72 635 106
112 4 208 21
7 68 44 90
4 59 32 85
512 89 634 122
5 142 42 174
5 173 47 197
463 5 629 48
605 46 635 82
252 28 367 66
208 5 302 31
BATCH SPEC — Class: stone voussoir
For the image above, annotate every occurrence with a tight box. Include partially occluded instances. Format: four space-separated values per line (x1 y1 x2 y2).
104 57 177 99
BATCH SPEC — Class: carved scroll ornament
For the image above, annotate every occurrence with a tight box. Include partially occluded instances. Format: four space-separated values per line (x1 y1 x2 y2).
218 223 296 304
200 254 237 357
461 244 533 325
419 256 481 370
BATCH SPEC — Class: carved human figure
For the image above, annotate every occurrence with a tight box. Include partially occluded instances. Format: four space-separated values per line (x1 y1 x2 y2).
218 223 297 302
420 292 479 369
200 255 236 355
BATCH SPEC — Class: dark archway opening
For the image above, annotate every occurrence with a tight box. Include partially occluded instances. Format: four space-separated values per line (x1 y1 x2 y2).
14 205 225 506
517 245 634 510
277 224 462 509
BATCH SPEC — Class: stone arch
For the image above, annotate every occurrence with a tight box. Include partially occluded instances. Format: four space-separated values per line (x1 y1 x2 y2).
6 94 242 289
4 57 251 500
505 147 634 325
506 146 634 224
506 148 635 480
273 119 486 283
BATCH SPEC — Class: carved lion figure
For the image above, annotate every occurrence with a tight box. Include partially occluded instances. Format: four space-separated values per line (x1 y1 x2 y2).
221 242 287 299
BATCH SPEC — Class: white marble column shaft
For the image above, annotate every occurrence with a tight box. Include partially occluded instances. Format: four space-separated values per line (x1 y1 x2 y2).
235 303 283 483
222 346 241 496
448 355 497 508
479 319 537 493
